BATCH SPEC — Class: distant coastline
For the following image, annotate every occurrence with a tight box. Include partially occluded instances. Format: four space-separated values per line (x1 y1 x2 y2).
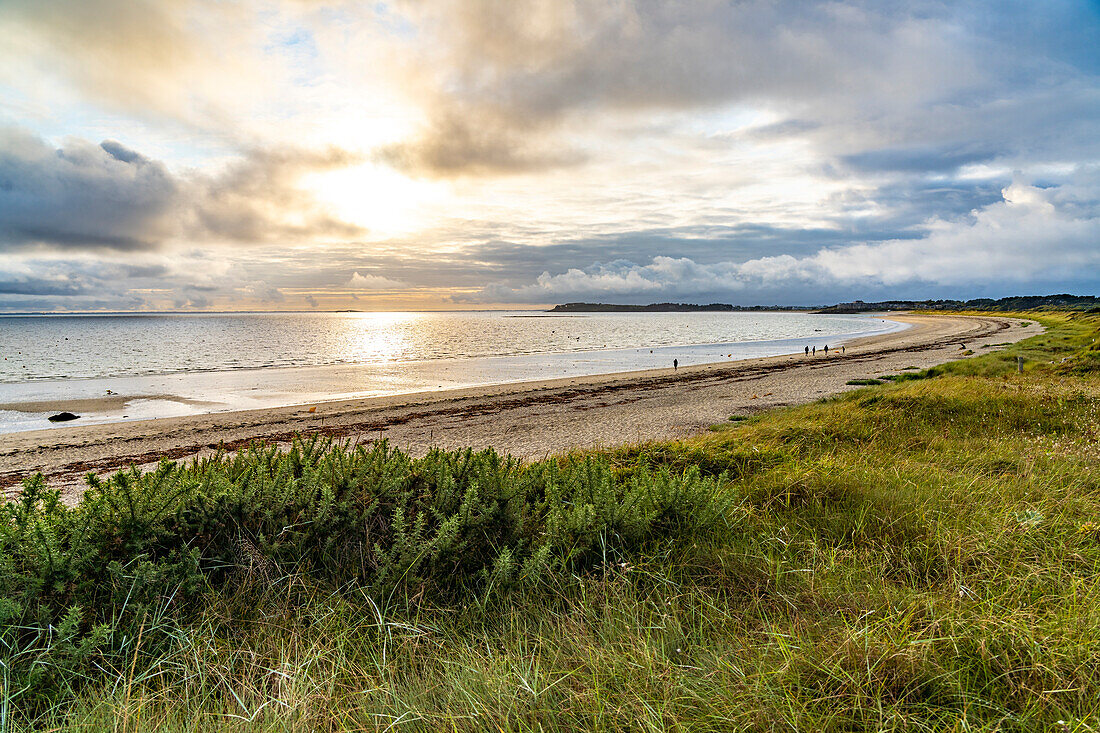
547 302 812 313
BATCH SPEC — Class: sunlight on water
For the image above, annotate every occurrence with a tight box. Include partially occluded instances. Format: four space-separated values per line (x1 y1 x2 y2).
346 312 415 362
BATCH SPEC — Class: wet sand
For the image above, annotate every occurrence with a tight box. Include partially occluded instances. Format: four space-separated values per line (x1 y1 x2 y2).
0 313 1037 500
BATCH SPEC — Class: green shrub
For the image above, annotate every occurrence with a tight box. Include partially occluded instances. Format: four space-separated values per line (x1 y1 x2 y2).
0 439 728 717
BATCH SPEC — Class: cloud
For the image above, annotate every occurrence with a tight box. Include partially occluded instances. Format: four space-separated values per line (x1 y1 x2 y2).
470 178 1100 303
376 111 586 177
173 288 212 310
0 128 364 251
246 281 285 303
380 1 977 177
346 271 406 289
0 278 88 297
0 0 272 131
0 248 325 311
0 254 176 310
840 144 1000 174
190 145 366 242
0 128 180 250
377 1 1100 178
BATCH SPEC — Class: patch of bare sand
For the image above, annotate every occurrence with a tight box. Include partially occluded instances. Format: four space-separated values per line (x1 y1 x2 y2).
0 394 214 414
0 313 1038 501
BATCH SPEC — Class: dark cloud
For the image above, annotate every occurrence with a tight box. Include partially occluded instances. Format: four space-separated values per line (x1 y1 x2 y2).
453 224 914 284
0 279 88 296
0 128 364 252
376 111 586 177
99 140 150 165
0 128 178 250
119 263 171 278
840 145 999 174
821 179 1007 230
0 257 178 310
0 253 305 312
0 295 149 313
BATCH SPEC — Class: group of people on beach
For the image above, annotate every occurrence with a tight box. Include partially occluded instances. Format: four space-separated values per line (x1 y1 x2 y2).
672 342 845 371
804 345 845 356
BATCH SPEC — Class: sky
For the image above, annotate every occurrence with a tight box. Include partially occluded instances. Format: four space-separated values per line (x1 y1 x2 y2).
1 0 1098 312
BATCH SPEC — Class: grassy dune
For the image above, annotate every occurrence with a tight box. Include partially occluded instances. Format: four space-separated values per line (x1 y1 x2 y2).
3 311 1100 731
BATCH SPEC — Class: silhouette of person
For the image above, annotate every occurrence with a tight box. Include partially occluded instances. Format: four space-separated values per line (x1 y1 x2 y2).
842 346 845 354
824 344 829 354
805 346 809 355
673 358 678 370
812 346 816 355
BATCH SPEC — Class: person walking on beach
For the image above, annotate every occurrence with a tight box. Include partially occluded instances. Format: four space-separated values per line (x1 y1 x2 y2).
842 345 845 355
824 344 829 355
673 358 678 371
812 346 816 355
805 346 809 355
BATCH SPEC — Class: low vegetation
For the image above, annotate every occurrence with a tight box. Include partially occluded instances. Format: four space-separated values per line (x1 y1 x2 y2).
2 310 1099 731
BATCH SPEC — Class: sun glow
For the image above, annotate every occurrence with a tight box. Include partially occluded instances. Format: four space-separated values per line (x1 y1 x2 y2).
304 163 447 237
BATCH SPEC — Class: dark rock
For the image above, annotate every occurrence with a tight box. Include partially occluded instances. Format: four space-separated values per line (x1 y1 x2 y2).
48 412 80 422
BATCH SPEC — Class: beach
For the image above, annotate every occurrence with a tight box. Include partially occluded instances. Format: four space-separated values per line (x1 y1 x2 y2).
0 312 1035 499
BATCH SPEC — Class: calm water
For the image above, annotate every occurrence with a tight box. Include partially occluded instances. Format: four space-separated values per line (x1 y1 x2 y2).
0 311 905 433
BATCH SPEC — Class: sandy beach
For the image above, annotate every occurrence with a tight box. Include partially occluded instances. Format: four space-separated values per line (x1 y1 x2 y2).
0 312 1036 500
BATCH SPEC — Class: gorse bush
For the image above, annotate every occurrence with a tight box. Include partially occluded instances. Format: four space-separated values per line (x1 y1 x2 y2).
0 440 728 717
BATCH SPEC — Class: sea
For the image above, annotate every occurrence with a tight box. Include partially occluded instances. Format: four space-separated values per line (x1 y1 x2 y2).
0 311 906 434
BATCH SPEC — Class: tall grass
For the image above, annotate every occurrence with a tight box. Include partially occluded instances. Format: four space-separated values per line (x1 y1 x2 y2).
3 310 1100 731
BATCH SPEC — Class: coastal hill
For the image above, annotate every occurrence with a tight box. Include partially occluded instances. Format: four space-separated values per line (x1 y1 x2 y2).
814 293 1100 313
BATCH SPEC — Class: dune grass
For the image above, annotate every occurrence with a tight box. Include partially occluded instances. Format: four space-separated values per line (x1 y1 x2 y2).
4 310 1100 731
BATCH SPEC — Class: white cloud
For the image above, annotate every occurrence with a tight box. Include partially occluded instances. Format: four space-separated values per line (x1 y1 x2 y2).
347 271 406 289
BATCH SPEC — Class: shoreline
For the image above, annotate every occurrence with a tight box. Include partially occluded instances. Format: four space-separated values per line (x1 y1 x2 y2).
0 313 1037 499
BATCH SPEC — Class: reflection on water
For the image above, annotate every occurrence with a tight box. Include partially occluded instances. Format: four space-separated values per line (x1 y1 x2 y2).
349 312 412 363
